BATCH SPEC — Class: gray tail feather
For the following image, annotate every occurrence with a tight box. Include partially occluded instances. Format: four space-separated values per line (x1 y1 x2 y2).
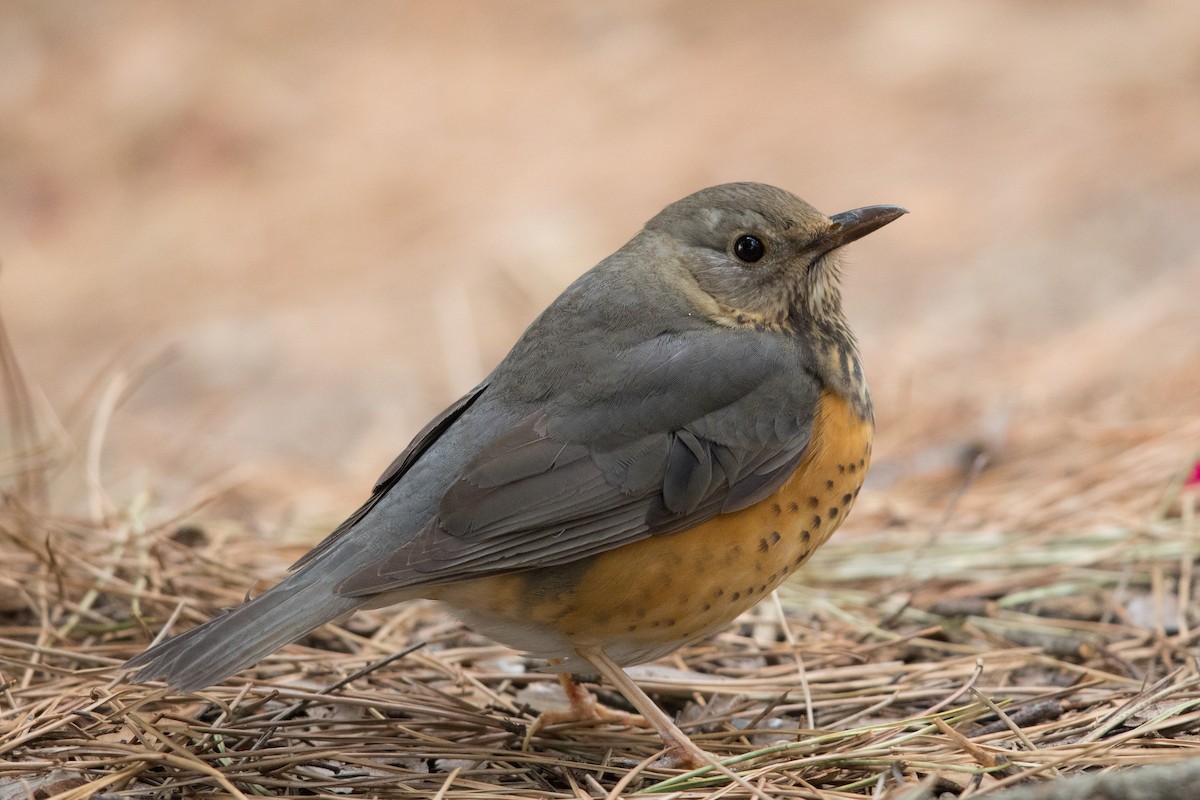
122 574 362 692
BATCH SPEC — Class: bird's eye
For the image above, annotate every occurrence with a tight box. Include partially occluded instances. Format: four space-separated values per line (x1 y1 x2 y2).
733 234 765 263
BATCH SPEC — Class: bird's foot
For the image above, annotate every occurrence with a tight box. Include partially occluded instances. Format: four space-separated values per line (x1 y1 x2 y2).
522 673 647 750
651 739 712 770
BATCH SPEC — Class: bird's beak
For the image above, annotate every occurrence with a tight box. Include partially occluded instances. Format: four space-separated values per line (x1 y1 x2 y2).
819 205 908 254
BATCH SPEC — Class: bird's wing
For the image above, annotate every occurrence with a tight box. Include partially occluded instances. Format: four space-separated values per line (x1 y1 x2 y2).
336 329 818 596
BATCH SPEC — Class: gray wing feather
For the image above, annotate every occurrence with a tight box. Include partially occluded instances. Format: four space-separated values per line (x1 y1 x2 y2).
123 383 492 690
337 330 818 596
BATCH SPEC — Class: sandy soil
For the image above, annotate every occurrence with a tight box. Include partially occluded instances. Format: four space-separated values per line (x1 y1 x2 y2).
3 1 1199 536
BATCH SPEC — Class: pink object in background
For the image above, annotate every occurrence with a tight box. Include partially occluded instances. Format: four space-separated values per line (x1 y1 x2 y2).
1187 461 1200 490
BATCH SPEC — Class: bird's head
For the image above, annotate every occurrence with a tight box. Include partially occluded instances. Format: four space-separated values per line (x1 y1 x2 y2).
646 182 905 333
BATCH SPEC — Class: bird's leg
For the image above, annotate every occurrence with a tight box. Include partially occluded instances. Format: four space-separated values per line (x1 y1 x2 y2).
574 644 711 769
522 660 646 750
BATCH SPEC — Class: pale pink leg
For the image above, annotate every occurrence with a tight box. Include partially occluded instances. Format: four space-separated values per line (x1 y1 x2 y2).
574 644 711 769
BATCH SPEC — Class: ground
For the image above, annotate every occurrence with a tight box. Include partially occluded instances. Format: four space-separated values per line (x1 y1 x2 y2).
1 3 1199 798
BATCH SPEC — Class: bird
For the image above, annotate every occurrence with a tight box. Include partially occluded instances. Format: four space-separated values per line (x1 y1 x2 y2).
123 182 905 768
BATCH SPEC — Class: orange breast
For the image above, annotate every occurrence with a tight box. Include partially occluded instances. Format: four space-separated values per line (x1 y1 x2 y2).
428 389 873 665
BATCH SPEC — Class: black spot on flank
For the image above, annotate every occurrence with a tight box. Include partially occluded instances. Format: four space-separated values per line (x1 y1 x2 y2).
788 500 800 513
794 552 807 565
680 594 690 604
745 586 754 595
731 591 741 601
714 588 725 598
842 493 853 505
812 515 822 528
770 531 781 544
703 603 712 611
807 496 820 508
848 463 857 474
829 507 839 518
825 479 834 490
801 530 811 543
666 619 676 627
754 562 764 573
782 565 790 574
769 572 778 582
771 502 782 516
758 538 769 553
837 464 845 474
853 487 861 499
650 620 660 628
759 584 767 593
627 624 637 632
859 458 865 468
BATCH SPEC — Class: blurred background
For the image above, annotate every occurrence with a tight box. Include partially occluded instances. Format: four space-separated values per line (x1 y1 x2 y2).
2 1 1198 541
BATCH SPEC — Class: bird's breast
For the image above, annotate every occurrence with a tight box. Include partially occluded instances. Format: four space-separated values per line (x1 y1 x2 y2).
425 389 872 667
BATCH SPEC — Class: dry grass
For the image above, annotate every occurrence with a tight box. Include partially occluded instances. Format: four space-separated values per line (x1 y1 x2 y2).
3 321 1200 799
4 6 1200 796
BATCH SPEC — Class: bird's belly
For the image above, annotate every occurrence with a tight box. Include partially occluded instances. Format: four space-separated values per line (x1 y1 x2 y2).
427 390 872 668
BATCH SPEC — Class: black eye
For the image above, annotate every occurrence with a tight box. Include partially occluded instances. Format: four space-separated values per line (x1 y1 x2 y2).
733 234 765 263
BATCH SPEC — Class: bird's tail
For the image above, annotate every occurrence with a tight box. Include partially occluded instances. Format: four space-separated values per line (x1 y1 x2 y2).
122 570 363 692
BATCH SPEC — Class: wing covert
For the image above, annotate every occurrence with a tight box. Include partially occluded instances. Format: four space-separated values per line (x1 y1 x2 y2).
336 330 820 597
